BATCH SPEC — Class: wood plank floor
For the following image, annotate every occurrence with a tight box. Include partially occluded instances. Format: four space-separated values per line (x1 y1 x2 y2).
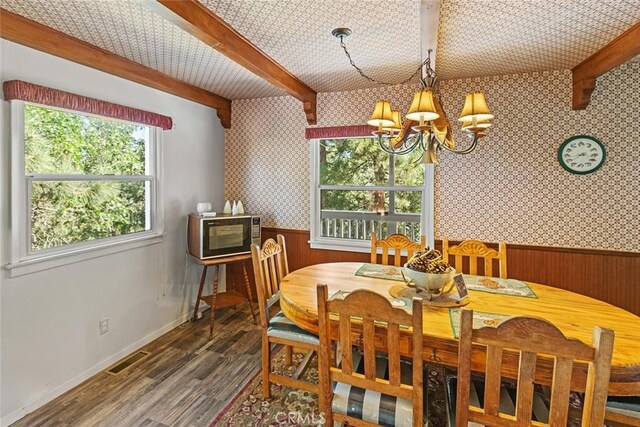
12 305 262 427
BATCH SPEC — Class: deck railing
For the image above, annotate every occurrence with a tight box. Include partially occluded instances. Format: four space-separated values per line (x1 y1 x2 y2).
320 210 421 242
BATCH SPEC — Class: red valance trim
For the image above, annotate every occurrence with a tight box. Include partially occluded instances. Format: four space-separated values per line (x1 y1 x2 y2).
2 80 173 130
305 125 376 140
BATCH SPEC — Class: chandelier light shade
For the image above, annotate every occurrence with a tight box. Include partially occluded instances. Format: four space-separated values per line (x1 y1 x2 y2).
459 92 494 123
461 119 492 132
333 28 495 164
367 100 395 128
405 89 440 123
382 110 403 134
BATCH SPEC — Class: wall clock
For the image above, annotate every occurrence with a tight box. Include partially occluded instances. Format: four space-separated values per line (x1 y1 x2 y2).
558 135 606 175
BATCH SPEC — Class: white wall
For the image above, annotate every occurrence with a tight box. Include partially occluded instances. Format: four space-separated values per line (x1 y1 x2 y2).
0 40 226 425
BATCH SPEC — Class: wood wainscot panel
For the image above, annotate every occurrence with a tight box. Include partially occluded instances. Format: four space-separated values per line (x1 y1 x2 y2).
228 228 640 316
439 241 640 316
500 245 639 317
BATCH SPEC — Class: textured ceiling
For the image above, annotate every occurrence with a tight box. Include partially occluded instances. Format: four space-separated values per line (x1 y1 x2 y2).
199 0 423 93
2 0 284 99
2 0 639 101
437 0 640 80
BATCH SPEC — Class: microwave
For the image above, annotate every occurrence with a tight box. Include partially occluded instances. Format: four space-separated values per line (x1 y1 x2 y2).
187 213 261 259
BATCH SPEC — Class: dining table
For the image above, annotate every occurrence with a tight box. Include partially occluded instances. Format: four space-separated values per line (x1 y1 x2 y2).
279 262 640 396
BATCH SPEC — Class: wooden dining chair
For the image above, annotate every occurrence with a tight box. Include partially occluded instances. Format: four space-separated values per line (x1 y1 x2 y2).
371 232 426 266
250 235 319 398
317 284 424 427
605 395 640 426
450 309 614 426
442 238 508 278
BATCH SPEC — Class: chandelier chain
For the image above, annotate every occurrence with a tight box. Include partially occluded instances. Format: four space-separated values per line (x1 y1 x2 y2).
339 37 429 86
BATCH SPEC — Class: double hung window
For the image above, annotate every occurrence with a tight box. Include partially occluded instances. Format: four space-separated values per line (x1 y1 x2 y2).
310 137 433 252
10 102 163 271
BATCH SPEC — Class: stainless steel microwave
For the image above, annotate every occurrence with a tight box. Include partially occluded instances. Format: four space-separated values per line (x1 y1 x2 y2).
187 213 261 259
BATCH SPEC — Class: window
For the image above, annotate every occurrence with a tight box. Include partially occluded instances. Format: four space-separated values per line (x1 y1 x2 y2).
310 137 434 252
10 101 163 271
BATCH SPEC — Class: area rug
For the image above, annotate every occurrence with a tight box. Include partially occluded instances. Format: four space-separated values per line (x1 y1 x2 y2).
211 347 450 427
210 348 597 426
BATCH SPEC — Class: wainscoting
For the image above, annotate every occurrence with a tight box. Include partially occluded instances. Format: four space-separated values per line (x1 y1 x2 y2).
231 228 640 316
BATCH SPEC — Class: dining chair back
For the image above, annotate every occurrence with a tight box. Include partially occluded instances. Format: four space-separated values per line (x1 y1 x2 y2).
442 239 508 278
251 235 319 398
371 232 426 266
317 285 424 426
454 309 614 427
251 234 288 328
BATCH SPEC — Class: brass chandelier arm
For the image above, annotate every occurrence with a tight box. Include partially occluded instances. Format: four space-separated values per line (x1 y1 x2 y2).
377 133 424 156
436 133 479 155
334 27 493 164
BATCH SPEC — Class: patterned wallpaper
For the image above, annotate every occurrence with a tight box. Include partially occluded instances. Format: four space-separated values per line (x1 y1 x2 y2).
225 96 310 229
225 63 640 252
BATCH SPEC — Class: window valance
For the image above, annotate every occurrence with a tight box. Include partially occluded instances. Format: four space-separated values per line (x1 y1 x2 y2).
304 125 375 140
2 80 173 130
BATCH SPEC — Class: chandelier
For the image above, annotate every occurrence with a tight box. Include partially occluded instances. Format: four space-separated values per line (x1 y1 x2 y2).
332 28 494 164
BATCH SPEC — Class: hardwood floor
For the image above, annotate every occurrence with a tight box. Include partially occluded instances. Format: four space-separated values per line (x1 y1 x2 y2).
12 305 262 427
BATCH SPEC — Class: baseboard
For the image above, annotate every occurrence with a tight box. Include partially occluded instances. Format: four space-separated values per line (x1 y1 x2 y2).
0 306 207 427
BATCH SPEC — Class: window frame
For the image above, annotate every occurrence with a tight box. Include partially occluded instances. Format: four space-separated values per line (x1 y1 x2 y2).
309 137 434 253
7 101 164 276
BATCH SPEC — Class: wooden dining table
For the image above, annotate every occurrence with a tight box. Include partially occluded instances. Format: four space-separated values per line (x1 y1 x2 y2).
279 262 640 396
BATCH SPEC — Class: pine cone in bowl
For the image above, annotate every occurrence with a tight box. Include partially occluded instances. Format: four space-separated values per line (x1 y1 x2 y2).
404 248 455 291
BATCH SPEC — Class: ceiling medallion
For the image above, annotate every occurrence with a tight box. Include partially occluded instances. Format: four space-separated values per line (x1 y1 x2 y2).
333 28 494 164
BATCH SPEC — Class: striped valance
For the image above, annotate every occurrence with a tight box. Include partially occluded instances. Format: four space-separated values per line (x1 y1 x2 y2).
304 124 375 140
2 80 173 130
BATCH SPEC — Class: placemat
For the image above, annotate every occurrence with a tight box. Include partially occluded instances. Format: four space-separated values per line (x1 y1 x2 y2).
356 265 536 299
462 275 537 298
354 263 408 282
449 308 512 339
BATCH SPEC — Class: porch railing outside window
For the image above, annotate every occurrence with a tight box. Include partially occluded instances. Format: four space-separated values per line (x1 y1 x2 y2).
320 210 421 242
311 137 429 251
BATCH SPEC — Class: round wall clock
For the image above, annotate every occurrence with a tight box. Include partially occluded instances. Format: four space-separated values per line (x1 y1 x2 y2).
558 135 606 175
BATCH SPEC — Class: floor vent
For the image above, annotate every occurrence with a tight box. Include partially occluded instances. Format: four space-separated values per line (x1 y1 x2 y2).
105 351 150 376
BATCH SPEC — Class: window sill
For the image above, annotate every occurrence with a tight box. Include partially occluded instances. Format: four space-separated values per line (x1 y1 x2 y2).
309 238 419 258
309 239 373 254
5 234 164 277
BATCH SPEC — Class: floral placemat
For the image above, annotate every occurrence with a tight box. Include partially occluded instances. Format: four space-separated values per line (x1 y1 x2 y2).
462 275 537 298
354 263 408 282
449 308 512 338
356 265 537 299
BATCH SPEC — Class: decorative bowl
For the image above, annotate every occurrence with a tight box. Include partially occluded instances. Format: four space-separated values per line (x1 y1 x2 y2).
403 266 456 291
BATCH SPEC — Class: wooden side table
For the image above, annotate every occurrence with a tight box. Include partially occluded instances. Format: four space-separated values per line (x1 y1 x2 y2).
191 253 257 338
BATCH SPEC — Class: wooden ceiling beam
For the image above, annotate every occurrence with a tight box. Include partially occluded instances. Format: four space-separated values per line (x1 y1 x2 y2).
572 21 640 110
0 8 232 128
146 0 317 124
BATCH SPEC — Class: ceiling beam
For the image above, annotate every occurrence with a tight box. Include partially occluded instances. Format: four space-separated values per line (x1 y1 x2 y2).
420 0 441 69
0 8 232 128
145 0 317 125
572 21 640 110
391 0 441 149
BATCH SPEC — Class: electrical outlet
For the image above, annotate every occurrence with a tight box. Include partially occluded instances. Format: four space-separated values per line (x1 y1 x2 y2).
99 318 109 335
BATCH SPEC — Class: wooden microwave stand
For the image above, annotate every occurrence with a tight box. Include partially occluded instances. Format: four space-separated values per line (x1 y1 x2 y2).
191 253 257 339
